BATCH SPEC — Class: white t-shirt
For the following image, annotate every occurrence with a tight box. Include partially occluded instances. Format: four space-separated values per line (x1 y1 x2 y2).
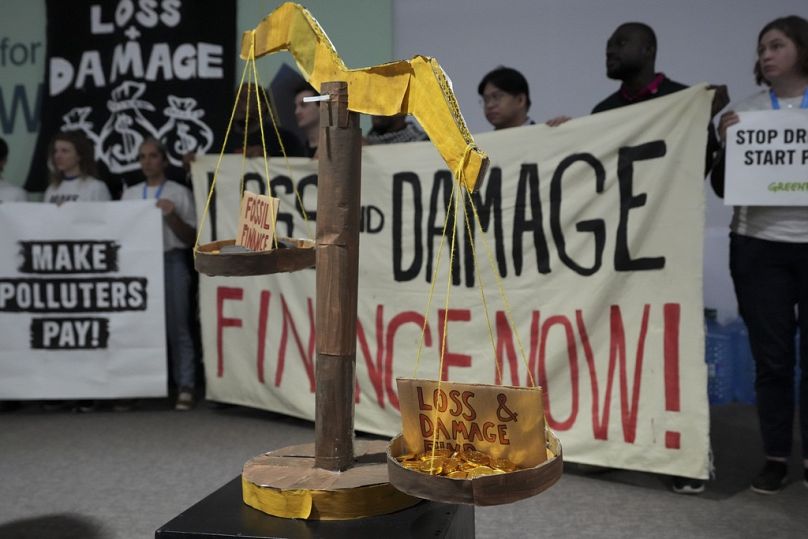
729 89 808 243
121 179 196 251
0 179 27 202
43 176 111 204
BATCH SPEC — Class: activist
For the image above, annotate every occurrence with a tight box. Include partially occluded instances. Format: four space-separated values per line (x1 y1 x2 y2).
712 15 808 495
182 83 305 174
40 131 111 412
547 22 726 176
477 67 535 130
43 132 111 205
365 114 429 145
601 21 727 173
294 83 321 157
0 137 27 202
548 21 727 495
224 83 305 158
0 136 25 411
599 22 728 496
122 138 198 412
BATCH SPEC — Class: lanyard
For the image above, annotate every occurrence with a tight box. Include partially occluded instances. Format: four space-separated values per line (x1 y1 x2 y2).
769 88 808 109
142 181 165 200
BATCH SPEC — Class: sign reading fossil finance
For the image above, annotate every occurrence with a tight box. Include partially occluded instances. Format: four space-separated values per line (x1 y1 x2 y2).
725 110 808 206
397 379 546 468
236 191 280 252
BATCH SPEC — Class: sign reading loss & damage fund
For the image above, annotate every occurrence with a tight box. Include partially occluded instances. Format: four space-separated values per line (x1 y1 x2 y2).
396 379 546 468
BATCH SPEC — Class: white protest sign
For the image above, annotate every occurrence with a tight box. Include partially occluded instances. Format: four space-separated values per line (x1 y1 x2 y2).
0 201 167 399
725 110 808 206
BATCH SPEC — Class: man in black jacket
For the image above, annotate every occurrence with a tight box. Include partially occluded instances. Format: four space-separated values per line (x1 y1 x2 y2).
592 22 725 175
593 21 726 496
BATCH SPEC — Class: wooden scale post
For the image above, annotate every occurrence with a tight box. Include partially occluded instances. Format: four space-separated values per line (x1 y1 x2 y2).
312 82 361 472
240 82 421 520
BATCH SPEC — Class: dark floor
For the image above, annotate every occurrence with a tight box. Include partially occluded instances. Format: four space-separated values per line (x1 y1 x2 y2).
0 401 805 539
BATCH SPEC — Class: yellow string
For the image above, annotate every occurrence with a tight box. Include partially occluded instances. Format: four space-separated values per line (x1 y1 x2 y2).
197 30 314 253
238 56 252 199
438 187 460 380
468 193 535 388
409 175 458 471
453 144 474 193
194 40 253 255
248 44 279 250
460 188 501 384
424 180 460 472
253 70 314 241
412 179 457 378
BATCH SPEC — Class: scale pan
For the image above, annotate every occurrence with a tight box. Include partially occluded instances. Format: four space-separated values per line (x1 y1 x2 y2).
195 238 315 276
387 429 562 506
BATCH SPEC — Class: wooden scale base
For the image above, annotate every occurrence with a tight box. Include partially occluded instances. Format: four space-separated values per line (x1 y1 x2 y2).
241 440 420 520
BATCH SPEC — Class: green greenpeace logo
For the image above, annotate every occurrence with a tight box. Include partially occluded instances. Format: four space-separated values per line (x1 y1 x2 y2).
768 181 808 192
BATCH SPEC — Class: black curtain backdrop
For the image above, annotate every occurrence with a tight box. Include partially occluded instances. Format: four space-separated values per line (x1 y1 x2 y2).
26 0 236 197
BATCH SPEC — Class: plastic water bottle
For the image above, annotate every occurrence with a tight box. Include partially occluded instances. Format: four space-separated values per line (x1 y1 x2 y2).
726 317 756 404
705 309 733 405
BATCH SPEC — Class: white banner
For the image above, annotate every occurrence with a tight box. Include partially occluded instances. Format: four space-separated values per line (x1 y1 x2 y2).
192 85 712 478
0 201 167 399
725 110 808 206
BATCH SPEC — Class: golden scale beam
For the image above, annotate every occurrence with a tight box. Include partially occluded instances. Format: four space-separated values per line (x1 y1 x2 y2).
241 1 488 192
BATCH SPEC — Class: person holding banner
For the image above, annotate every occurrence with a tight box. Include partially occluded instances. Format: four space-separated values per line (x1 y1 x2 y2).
0 137 25 410
713 15 808 495
40 132 112 412
597 21 729 496
294 83 321 158
0 137 27 203
122 138 198 411
43 132 111 205
224 83 305 159
547 21 727 495
600 22 725 174
547 22 726 174
477 66 535 130
182 83 306 175
365 114 429 145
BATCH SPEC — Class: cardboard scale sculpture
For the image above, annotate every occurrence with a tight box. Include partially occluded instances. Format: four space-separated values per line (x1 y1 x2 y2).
194 2 562 520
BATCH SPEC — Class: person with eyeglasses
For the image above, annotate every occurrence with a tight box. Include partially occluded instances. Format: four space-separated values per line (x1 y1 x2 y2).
477 66 534 130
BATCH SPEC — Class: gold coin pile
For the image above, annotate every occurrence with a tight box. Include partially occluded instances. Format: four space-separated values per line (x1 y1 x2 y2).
396 448 520 479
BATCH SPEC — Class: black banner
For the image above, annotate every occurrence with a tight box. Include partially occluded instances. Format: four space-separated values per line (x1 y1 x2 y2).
26 0 236 194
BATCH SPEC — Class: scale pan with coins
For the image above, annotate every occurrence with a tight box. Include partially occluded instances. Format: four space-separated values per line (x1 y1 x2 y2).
386 379 563 506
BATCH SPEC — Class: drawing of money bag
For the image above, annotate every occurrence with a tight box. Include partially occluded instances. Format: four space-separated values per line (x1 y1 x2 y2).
159 95 214 167
60 107 99 145
97 81 158 174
